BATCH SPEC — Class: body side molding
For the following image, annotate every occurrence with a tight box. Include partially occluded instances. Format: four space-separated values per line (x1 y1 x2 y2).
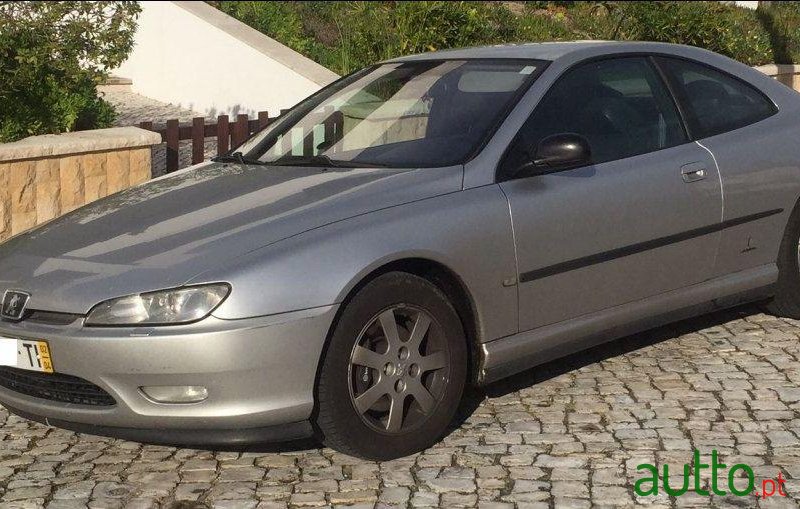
519 209 782 283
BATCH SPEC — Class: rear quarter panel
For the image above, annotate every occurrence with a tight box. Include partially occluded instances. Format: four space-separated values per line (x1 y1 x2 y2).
698 67 800 278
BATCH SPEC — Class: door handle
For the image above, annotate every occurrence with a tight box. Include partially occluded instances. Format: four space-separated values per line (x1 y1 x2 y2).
681 162 707 183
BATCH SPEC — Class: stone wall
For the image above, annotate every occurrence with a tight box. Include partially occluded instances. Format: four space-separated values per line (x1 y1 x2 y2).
0 127 161 242
755 64 800 92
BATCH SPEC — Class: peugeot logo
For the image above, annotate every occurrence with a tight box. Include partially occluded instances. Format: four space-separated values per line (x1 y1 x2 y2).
1 290 30 321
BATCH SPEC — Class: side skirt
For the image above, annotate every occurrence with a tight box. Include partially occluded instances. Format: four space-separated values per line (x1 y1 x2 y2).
479 264 777 385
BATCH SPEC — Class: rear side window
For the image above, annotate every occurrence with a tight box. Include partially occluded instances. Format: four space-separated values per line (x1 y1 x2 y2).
500 57 687 175
656 57 776 139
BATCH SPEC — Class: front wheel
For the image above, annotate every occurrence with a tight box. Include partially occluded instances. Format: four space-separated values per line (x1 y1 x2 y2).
314 272 467 460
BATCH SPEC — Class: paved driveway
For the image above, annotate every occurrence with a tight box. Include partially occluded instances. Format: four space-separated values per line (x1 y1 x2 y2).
0 307 798 508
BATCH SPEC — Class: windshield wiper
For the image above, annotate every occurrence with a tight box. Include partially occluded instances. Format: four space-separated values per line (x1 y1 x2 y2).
212 151 268 165
272 154 387 168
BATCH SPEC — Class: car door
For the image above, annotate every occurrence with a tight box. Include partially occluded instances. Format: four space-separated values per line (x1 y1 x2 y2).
498 56 723 332
653 56 788 279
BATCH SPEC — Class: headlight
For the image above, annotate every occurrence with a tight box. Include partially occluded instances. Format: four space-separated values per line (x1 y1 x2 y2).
85 284 230 326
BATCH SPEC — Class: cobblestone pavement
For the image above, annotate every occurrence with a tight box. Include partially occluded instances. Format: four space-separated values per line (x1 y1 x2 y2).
102 90 205 128
103 90 216 177
1 306 799 508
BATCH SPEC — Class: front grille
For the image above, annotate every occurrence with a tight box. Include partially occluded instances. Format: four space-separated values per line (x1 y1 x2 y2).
0 367 115 406
25 310 82 326
0 310 82 326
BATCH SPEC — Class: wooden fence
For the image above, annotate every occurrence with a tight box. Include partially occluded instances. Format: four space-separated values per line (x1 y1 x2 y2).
138 108 347 174
138 111 279 173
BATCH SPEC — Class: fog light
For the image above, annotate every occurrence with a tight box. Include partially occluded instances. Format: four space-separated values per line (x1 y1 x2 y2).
140 385 208 403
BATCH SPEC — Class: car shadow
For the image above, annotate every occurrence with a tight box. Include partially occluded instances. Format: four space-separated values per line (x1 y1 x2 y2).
197 304 763 455
447 303 762 438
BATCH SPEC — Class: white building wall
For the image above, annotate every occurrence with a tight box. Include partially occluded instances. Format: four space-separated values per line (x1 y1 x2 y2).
116 1 339 118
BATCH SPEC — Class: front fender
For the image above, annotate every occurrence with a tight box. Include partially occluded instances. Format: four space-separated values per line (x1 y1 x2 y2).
193 185 519 343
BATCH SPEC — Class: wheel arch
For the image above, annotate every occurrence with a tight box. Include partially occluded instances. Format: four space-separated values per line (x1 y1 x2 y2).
318 257 483 390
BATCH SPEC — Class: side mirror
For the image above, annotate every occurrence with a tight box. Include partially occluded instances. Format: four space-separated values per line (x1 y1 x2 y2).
532 133 591 172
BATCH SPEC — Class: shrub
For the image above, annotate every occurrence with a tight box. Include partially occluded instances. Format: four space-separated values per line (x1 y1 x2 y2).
214 1 319 58
755 1 800 65
0 2 140 143
329 1 521 72
220 1 534 74
606 2 773 66
219 1 800 73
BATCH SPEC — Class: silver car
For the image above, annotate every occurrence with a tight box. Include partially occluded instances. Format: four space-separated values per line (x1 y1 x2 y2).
1 41 799 460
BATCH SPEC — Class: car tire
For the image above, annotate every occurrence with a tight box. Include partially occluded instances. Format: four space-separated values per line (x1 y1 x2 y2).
766 201 800 319
314 271 467 460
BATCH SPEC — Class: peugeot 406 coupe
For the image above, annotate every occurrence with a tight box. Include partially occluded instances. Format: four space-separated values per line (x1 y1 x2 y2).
1 41 799 459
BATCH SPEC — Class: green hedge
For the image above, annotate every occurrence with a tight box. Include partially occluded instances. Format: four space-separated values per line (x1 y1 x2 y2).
215 1 800 75
0 2 140 143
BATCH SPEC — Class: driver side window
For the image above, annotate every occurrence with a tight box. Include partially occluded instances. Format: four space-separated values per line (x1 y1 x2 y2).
501 57 687 177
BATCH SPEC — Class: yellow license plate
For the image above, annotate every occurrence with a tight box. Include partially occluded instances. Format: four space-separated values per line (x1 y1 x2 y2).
0 337 53 373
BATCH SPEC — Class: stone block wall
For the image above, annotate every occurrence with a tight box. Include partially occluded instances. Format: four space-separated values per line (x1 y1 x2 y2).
0 127 161 242
755 64 800 92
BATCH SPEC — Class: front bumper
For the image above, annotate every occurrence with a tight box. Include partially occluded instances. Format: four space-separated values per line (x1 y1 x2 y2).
0 305 339 444
3 402 313 445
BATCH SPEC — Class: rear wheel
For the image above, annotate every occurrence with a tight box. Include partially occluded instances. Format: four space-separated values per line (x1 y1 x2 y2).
314 272 467 460
766 202 800 318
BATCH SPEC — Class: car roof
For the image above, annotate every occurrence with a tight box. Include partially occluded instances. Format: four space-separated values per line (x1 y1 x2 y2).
386 40 701 63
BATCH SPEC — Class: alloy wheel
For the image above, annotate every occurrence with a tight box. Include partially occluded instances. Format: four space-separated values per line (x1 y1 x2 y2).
347 305 450 434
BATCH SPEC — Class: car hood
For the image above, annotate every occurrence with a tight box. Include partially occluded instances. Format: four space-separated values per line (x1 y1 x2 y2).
0 162 462 314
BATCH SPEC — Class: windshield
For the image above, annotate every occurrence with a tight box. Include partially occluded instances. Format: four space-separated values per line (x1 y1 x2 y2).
237 59 544 168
